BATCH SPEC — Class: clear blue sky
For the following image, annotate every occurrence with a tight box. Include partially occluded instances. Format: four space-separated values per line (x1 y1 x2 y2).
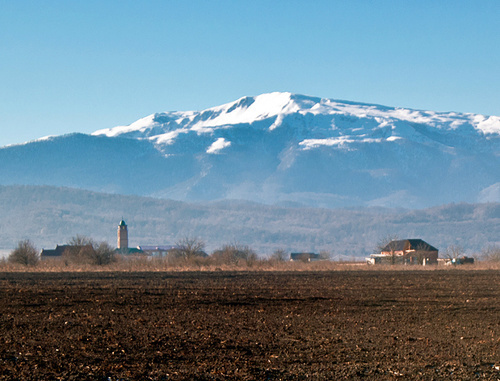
1 0 499 147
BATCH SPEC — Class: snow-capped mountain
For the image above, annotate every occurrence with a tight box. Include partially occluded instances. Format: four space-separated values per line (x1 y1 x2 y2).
1 92 499 208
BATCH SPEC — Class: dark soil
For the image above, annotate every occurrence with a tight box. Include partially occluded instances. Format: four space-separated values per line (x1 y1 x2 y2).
0 271 499 380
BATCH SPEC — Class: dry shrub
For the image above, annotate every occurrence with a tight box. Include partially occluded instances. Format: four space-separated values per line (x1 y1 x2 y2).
173 237 207 259
270 249 288 262
166 253 211 268
481 245 500 262
63 236 116 266
211 244 257 266
8 240 39 266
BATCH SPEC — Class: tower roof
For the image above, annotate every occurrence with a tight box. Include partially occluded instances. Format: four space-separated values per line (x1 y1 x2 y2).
119 219 127 227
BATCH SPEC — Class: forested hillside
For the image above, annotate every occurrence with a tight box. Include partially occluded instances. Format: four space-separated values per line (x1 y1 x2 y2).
0 185 497 257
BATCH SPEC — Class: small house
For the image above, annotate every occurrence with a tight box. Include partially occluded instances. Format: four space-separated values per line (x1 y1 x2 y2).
367 239 438 265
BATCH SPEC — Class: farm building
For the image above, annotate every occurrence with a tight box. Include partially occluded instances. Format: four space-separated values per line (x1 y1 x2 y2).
367 239 438 265
40 245 72 260
40 244 93 260
137 245 179 257
290 252 321 262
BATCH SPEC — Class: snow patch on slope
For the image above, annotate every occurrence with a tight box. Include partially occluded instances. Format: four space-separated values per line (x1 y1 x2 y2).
152 130 188 145
207 138 231 154
299 137 382 150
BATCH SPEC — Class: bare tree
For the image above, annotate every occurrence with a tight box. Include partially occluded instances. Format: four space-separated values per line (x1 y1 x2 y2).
376 234 399 252
270 248 287 262
481 245 500 262
63 235 93 262
9 240 39 266
64 235 116 265
173 237 206 260
376 234 399 265
90 242 116 266
319 250 332 260
445 245 465 260
68 235 93 247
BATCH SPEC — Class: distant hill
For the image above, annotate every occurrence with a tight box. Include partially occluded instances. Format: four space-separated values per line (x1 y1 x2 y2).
0 92 499 208
0 185 497 257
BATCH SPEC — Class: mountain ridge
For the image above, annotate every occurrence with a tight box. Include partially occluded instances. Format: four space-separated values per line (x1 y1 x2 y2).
1 92 499 208
93 92 500 136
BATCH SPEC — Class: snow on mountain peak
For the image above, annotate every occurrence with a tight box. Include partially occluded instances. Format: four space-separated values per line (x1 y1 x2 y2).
91 92 500 150
93 114 157 138
193 92 299 128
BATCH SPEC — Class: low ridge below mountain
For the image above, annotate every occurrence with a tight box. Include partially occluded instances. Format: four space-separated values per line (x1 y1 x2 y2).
0 185 498 255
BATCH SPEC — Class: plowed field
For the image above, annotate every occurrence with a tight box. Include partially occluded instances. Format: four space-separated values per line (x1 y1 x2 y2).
0 271 499 380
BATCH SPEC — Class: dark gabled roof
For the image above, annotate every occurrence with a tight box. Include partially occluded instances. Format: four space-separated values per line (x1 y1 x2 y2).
40 249 59 257
40 245 83 257
382 239 438 252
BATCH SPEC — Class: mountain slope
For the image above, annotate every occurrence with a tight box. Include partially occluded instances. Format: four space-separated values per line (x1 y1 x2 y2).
1 92 499 208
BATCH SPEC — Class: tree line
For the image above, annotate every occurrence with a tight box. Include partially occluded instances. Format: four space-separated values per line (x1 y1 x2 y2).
6 236 500 267
5 237 293 267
